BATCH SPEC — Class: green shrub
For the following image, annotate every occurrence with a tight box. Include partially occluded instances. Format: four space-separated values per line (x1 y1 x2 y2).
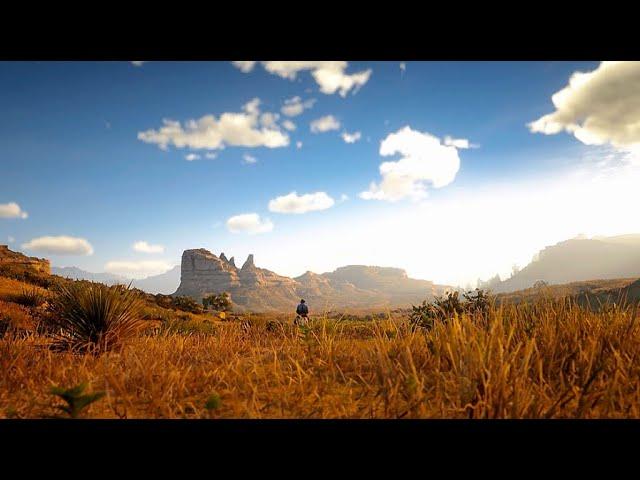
203 292 232 312
410 289 492 330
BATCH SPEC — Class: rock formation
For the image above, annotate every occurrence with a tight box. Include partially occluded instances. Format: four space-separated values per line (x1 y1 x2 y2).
173 248 447 312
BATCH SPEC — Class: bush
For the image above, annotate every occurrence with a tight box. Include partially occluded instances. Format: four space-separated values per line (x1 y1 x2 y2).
410 289 492 330
203 292 232 312
153 294 203 314
45 281 146 353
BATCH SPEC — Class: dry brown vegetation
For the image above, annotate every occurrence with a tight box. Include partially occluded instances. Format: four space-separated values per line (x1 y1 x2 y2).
1 273 640 418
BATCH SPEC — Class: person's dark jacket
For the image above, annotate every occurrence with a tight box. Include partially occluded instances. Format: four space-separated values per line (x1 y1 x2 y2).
296 303 309 315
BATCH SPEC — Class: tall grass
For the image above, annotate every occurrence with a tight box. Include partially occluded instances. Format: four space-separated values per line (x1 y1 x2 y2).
45 281 146 353
2 294 640 418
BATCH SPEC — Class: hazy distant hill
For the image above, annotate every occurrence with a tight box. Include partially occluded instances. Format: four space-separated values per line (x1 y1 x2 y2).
51 266 130 285
495 235 640 293
131 266 180 295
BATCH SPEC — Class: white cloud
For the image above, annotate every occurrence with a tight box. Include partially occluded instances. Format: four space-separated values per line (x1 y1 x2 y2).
0 202 28 219
282 120 296 131
281 96 316 117
243 154 257 165
529 61 640 150
7 236 15 243
342 131 362 143
205 152 217 159
131 61 146 67
339 194 349 202
443 136 477 149
235 61 372 97
105 260 172 279
400 62 406 75
232 61 257 73
133 241 165 254
185 153 200 161
22 236 93 256
360 126 462 202
268 191 335 214
138 98 290 151
296 141 303 149
227 213 273 234
311 115 340 133
260 112 279 128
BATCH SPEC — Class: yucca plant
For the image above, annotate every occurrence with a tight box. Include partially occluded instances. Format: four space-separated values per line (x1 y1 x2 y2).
46 281 145 353
10 286 47 308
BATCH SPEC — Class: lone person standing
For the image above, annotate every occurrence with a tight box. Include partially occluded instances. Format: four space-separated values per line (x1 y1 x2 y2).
295 299 309 325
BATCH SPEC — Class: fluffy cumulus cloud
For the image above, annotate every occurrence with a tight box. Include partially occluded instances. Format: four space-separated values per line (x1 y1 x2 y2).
268 191 335 214
281 96 316 117
226 213 273 234
233 61 372 97
105 260 172 278
22 236 94 256
138 98 290 151
131 61 146 67
360 126 463 202
342 131 362 143
185 153 200 161
529 61 640 150
310 115 340 133
133 241 164 254
296 141 303 149
0 202 28 219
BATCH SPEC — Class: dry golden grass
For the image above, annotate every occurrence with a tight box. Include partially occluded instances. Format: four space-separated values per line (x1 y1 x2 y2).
2 291 640 418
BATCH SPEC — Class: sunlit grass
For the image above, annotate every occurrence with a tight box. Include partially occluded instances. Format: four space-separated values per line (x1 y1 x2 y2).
1 293 640 418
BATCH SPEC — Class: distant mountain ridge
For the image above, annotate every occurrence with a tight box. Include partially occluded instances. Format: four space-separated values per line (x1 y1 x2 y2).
494 234 640 293
174 248 452 311
51 265 181 295
52 266 130 285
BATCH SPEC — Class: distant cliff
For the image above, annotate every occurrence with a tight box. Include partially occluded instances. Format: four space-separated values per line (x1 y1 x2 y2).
173 248 449 311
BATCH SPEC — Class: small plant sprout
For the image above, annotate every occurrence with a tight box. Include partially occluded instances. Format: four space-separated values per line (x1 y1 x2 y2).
205 394 221 411
49 383 106 419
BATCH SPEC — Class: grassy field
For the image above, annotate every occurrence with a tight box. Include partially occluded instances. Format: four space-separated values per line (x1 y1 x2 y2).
1 274 640 419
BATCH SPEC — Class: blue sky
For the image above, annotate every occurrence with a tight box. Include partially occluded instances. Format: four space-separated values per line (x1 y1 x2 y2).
1 61 639 286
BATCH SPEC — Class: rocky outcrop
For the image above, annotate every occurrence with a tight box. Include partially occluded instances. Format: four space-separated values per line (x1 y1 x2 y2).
174 249 241 298
0 245 50 274
173 248 446 312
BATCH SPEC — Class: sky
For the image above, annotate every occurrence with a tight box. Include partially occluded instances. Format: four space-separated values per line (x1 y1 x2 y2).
1 61 639 287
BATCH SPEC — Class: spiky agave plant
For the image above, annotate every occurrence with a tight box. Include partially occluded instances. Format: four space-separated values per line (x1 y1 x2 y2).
46 281 145 353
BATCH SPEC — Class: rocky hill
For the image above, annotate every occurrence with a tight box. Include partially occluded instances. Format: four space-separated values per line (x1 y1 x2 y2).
0 245 50 274
494 235 640 293
173 248 449 311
